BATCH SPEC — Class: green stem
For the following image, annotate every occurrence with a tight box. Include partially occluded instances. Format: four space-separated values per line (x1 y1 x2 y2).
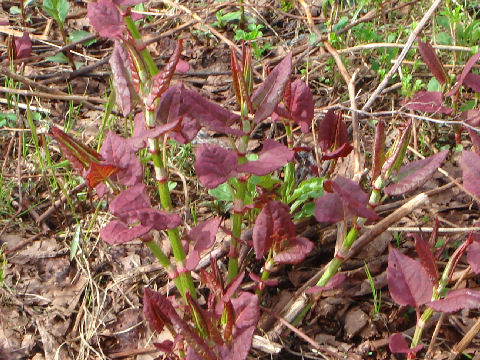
229 176 246 283
124 17 195 299
146 241 184 294
282 123 295 203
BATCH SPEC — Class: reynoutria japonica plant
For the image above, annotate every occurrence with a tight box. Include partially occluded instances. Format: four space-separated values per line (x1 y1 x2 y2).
47 0 322 358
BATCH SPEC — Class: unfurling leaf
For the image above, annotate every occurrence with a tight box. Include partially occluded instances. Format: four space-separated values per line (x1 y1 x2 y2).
49 126 102 175
382 120 412 176
405 91 453 114
15 33 32 59
194 144 238 189
253 201 295 259
372 119 386 180
100 184 182 244
317 109 352 160
446 50 480 97
109 41 135 117
87 0 125 40
384 149 448 196
389 333 424 354
410 233 439 284
146 40 183 107
237 139 294 175
387 245 433 308
461 150 480 198
417 39 447 84
427 289 480 313
252 52 292 123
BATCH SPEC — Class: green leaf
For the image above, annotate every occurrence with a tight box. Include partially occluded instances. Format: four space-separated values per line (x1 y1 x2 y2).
333 16 349 32
293 202 316 220
46 52 69 63
436 16 450 30
208 182 234 202
168 181 177 191
249 175 279 190
427 77 441 92
43 0 69 25
288 177 324 212
69 30 96 47
436 32 452 45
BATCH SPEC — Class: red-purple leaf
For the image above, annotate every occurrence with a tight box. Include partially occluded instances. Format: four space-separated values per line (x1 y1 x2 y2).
144 288 217 360
237 139 294 175
87 0 125 40
146 40 183 107
181 88 243 137
417 39 447 84
463 72 480 94
385 149 448 196
253 201 295 259
15 32 32 59
320 142 353 160
100 184 182 244
188 217 222 252
428 289 480 313
113 0 145 6
446 50 480 97
249 273 278 287
252 52 292 123
389 333 424 354
273 236 314 264
410 233 439 284
462 110 480 127
317 109 338 152
143 287 173 333
306 273 346 294
372 119 386 180
215 271 245 315
231 292 260 330
128 112 179 151
99 131 142 187
461 150 480 198
466 127 480 156
109 41 134 117
194 144 238 189
175 59 190 73
405 91 453 114
331 176 379 221
467 241 480 274
100 220 152 245
155 85 201 144
289 79 314 133
314 192 344 223
387 245 433 307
